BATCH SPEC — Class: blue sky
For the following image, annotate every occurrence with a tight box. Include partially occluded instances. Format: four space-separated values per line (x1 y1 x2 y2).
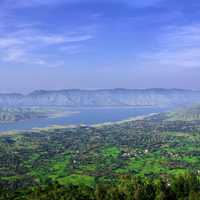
0 0 200 93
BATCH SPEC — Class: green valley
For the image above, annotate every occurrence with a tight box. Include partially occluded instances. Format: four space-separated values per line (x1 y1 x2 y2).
1 109 200 190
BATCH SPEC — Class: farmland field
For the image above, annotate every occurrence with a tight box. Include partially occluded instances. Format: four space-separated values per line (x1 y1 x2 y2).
1 109 200 191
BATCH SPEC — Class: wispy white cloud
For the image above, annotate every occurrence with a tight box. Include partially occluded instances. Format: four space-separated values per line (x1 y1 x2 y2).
34 34 93 44
60 45 84 55
0 27 93 67
3 48 27 62
137 24 200 69
0 0 97 68
0 0 165 68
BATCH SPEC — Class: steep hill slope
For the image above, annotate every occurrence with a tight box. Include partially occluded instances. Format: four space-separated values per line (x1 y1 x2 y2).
0 89 200 107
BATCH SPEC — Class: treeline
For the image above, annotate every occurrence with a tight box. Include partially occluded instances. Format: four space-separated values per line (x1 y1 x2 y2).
1 173 200 200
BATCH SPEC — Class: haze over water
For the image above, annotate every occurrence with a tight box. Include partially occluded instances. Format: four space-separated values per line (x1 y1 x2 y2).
0 107 166 132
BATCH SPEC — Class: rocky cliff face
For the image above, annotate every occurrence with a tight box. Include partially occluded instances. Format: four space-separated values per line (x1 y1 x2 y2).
0 89 200 107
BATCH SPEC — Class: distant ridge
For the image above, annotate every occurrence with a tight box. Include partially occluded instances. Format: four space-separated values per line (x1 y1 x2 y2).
0 88 200 107
0 88 197 95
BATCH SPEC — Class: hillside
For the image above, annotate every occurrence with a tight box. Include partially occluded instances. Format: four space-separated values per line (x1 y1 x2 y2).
0 89 200 107
168 105 200 121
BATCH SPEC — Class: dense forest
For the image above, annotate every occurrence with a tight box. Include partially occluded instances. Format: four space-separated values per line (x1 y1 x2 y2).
1 173 200 200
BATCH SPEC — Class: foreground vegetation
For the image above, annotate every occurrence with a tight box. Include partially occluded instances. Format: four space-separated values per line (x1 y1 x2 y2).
1 173 200 200
1 106 200 198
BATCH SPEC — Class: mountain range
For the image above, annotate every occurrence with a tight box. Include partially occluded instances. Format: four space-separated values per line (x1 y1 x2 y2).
0 88 200 107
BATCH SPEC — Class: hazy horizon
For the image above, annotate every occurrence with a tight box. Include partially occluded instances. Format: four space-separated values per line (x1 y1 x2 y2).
0 87 199 95
1 0 200 93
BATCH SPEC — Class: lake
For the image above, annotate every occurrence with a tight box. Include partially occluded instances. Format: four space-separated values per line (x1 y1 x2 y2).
0 107 168 132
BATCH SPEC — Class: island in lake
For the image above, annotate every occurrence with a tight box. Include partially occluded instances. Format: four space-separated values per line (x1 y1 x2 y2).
0 107 78 123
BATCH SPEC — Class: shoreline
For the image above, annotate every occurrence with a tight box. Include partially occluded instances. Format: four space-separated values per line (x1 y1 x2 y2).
0 112 160 136
92 113 158 128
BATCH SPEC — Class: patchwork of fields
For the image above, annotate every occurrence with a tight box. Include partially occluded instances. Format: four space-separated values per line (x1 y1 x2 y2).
1 111 200 190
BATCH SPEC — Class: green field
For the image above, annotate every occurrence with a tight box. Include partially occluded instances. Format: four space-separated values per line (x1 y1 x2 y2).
1 110 200 191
